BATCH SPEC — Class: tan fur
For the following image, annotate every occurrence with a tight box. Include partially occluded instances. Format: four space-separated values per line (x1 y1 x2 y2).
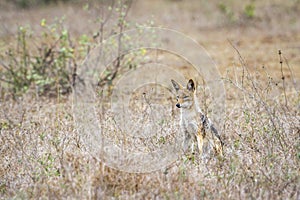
171 79 223 157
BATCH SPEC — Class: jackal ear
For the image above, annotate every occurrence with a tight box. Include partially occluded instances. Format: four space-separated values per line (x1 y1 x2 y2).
171 79 181 91
187 79 195 91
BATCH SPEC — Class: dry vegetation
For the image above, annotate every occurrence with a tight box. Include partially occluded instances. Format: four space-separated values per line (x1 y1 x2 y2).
0 0 299 199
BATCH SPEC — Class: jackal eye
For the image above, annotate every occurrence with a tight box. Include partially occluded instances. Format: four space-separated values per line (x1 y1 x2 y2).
183 95 189 99
176 95 179 99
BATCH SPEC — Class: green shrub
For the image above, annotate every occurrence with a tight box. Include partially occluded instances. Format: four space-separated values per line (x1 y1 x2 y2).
0 18 91 98
244 3 255 18
218 2 235 22
0 0 153 98
12 0 75 8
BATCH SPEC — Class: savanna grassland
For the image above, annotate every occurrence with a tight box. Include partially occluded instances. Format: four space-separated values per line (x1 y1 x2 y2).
0 0 299 199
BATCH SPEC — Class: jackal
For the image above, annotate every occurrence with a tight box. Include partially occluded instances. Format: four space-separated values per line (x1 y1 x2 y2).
171 79 223 157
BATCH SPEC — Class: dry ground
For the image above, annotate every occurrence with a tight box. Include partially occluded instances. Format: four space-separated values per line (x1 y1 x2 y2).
0 0 299 199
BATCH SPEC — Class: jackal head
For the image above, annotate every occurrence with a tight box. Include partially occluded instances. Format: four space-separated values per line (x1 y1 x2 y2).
171 79 196 109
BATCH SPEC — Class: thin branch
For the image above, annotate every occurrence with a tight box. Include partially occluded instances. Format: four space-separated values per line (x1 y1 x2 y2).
278 50 288 108
228 39 246 87
228 41 280 133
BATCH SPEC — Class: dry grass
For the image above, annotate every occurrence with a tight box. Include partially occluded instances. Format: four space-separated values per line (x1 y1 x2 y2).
1 50 299 199
0 0 300 199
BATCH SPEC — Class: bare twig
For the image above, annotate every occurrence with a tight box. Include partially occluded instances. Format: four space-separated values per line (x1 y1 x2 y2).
278 50 288 107
228 39 246 87
228 41 281 136
98 0 133 88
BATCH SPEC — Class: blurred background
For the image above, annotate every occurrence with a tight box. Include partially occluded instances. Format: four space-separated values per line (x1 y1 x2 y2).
1 0 299 76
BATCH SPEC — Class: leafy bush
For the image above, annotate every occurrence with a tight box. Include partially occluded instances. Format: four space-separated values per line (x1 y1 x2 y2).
11 0 75 8
0 0 152 98
244 3 255 18
218 2 256 23
218 2 236 22
0 18 91 98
